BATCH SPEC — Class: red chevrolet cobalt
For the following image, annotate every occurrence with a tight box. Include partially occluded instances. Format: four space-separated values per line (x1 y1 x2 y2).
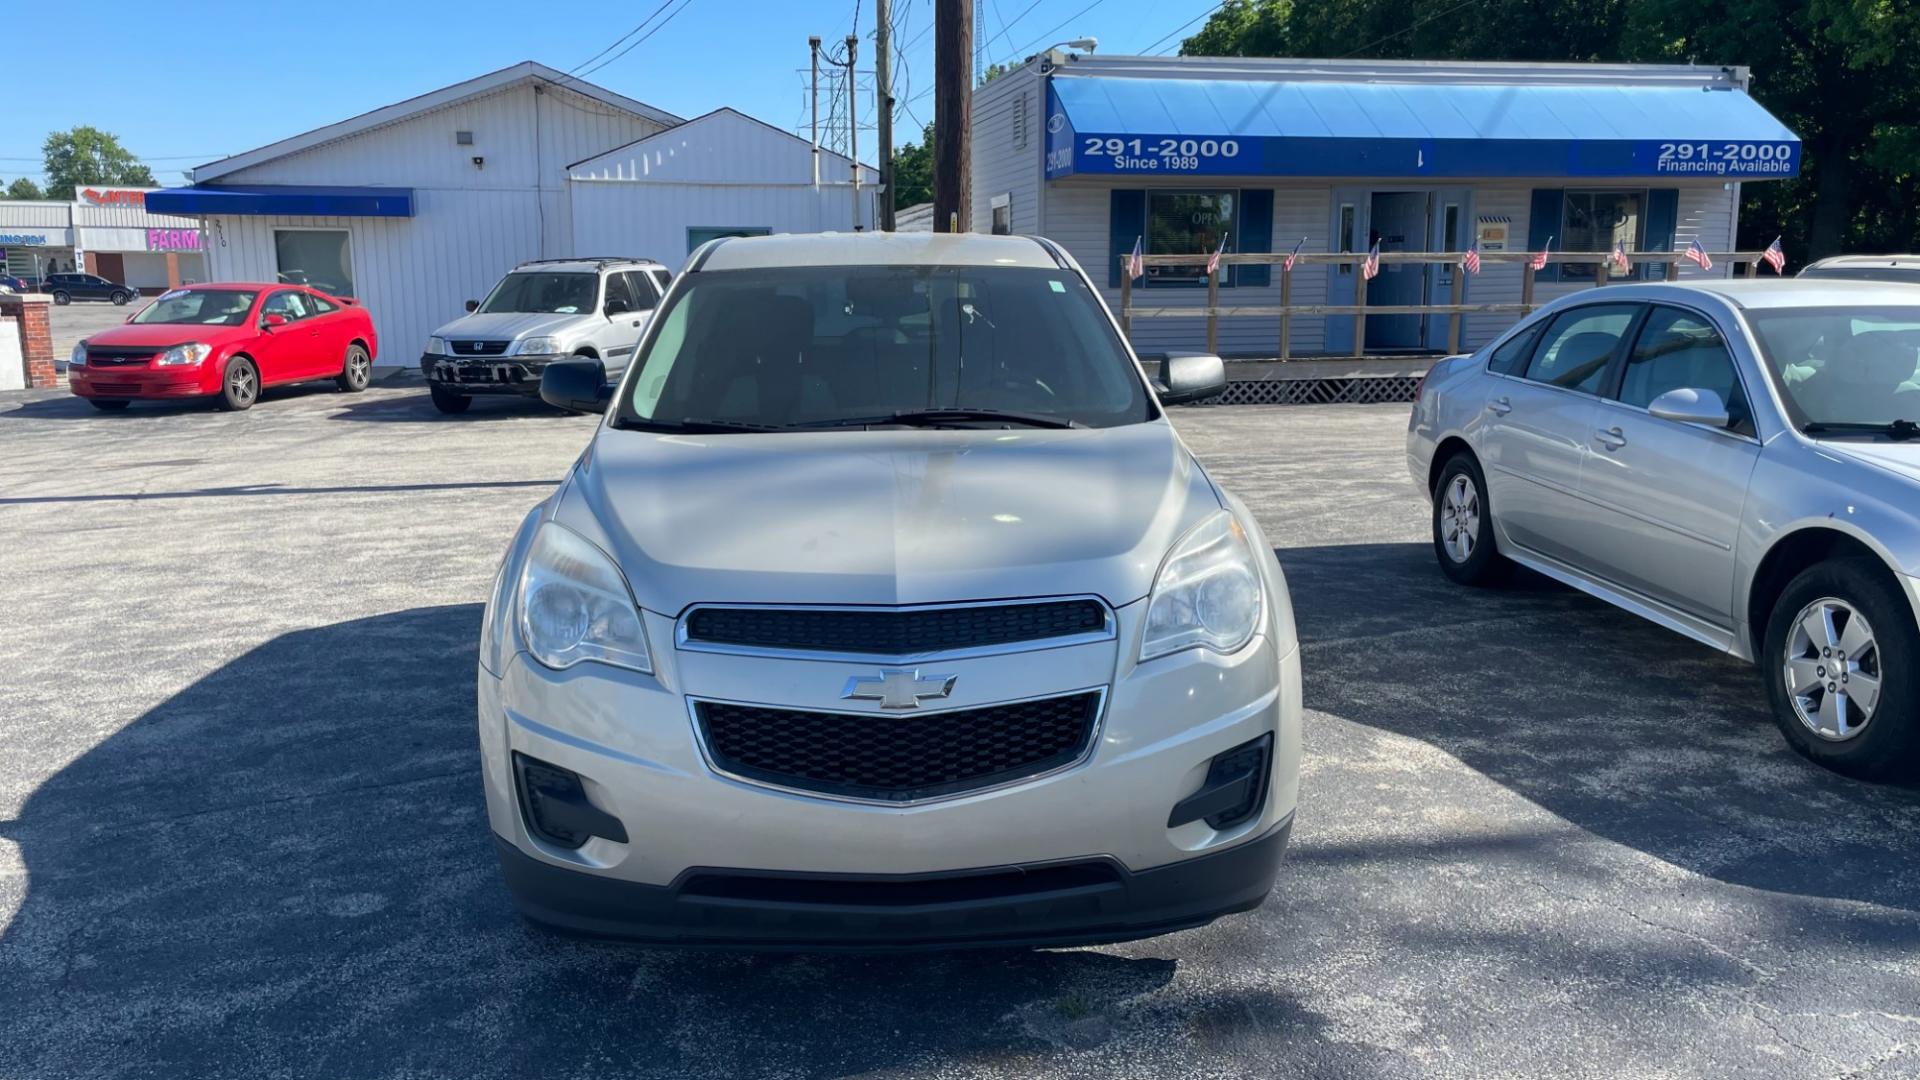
68 284 378 411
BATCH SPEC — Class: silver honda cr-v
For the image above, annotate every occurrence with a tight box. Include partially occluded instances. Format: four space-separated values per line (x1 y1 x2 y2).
477 232 1302 949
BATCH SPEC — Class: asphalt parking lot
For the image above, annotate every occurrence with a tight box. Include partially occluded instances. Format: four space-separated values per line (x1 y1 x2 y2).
1 385 1917 1079
46 301 136 370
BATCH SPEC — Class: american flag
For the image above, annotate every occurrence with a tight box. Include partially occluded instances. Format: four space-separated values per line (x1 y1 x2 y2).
1461 243 1481 275
1684 239 1714 271
1205 236 1226 278
1762 236 1786 274
1283 236 1307 273
1529 235 1553 272
1362 239 1381 280
1127 235 1144 281
1610 239 1631 274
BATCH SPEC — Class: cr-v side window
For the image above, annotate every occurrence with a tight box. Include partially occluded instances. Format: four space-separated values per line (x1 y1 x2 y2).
1488 323 1544 375
1520 303 1642 395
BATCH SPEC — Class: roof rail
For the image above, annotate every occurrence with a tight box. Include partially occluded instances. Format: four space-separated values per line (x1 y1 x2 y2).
514 256 659 269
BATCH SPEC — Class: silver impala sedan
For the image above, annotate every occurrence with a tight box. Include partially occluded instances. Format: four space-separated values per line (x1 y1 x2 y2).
478 232 1302 949
1409 280 1920 781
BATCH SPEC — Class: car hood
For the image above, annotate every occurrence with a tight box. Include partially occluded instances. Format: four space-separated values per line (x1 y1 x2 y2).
431 311 585 341
553 420 1220 613
1822 441 1920 484
82 323 253 349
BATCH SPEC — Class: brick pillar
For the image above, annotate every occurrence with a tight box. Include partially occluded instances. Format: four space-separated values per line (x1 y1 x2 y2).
83 251 99 275
165 251 181 288
0 293 58 388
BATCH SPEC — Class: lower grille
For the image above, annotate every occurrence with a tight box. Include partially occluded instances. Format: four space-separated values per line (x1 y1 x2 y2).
697 691 1102 802
89 381 143 395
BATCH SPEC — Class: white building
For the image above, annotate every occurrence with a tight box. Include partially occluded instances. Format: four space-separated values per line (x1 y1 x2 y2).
1 188 208 289
970 53 1801 359
150 62 875 365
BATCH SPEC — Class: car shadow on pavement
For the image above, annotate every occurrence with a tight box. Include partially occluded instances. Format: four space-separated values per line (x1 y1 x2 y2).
0 605 1363 1080
0 383 358 421
1277 541 1920 919
331 393 579 422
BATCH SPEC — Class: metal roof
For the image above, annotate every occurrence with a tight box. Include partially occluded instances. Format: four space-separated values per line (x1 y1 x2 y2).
1043 75 1801 180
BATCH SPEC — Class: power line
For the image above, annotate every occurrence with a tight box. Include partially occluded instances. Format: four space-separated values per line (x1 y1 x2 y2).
973 0 1047 63
1337 0 1483 58
1003 0 1111 65
564 0 678 77
1139 0 1225 56
576 0 701 79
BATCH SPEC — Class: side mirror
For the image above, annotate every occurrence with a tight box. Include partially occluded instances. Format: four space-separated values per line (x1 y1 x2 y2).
540 357 613 414
1154 352 1228 406
604 297 632 316
1647 387 1732 428
262 313 287 329
465 299 480 313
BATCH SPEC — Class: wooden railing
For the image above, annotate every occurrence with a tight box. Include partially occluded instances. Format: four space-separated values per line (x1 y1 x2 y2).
1118 250 1777 359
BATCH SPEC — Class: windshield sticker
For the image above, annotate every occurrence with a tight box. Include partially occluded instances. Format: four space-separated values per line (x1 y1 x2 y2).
157 289 188 302
1049 280 1066 293
555 306 579 314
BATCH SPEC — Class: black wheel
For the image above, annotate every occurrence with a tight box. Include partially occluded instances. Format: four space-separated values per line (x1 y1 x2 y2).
88 399 130 412
1762 558 1920 781
111 290 132 305
430 384 471 414
336 344 372 392
1431 453 1509 586
219 357 259 411
51 290 71 306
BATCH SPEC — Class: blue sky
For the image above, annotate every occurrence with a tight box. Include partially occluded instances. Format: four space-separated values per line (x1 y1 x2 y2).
1 0 1220 188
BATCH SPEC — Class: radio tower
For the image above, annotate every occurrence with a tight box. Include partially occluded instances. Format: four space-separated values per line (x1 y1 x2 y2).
972 0 984 84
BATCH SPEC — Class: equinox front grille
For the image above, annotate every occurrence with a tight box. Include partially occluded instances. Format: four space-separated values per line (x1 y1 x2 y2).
683 600 1108 656
697 691 1102 802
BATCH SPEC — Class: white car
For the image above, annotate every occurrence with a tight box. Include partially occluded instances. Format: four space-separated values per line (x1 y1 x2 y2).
477 231 1303 948
421 257 671 414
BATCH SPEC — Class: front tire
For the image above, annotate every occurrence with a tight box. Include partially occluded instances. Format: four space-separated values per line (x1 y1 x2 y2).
111 290 132 305
1762 559 1920 781
51 290 71 306
430 384 471 414
1431 454 1508 586
219 357 259 411
336 344 371 392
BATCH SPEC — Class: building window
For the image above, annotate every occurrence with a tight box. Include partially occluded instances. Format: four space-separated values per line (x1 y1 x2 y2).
687 225 772 255
274 229 354 296
1337 203 1356 276
1559 190 1643 281
1146 190 1235 286
990 194 1011 235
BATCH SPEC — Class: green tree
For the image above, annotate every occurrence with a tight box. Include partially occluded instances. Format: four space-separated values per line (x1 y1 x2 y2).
1181 0 1920 257
3 177 46 200
892 122 935 210
979 62 1010 86
40 126 155 200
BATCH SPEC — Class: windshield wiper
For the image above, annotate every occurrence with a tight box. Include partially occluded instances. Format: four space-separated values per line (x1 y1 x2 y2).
613 417 786 434
1802 419 1920 441
799 408 1084 430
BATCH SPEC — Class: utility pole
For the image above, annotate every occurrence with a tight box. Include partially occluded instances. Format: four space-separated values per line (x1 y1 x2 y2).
845 34 860 230
933 0 971 232
874 0 895 231
809 36 822 189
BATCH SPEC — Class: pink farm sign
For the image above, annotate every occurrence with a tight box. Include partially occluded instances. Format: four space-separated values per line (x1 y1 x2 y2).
146 229 202 252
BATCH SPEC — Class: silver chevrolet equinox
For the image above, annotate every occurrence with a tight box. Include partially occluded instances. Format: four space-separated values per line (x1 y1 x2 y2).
477 232 1302 949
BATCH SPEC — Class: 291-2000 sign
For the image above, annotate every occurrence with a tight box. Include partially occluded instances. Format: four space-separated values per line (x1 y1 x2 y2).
1083 136 1240 171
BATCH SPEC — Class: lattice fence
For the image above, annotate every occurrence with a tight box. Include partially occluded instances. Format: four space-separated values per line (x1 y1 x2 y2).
1200 376 1421 407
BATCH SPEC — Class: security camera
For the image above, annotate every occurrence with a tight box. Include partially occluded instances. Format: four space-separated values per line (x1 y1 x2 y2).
471 155 485 169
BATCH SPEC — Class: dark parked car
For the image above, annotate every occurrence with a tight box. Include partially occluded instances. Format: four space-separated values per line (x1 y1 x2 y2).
0 275 31 293
42 272 137 306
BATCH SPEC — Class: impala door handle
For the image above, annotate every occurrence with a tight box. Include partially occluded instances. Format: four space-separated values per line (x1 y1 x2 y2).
1486 396 1513 416
1595 426 1628 450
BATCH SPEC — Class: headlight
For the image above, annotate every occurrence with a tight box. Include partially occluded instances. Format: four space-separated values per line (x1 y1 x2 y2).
155 342 212 367
516 522 651 674
1140 511 1264 662
516 336 562 356
426 336 448 355
69 342 86 367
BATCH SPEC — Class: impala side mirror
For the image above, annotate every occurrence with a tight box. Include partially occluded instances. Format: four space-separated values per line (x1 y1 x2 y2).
1647 387 1733 429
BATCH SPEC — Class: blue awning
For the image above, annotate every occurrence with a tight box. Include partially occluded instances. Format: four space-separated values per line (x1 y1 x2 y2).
1043 76 1800 181
145 184 414 217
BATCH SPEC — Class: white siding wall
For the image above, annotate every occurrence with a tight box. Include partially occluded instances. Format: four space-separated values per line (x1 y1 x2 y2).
571 109 875 188
570 182 879 263
969 66 1043 235
203 188 543 363
0 203 70 228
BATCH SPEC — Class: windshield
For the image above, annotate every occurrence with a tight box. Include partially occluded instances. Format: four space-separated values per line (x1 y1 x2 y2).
613 264 1155 430
1748 306 1920 428
478 272 597 315
129 289 258 326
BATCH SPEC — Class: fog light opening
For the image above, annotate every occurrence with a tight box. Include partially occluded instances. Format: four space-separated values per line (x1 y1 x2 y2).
1166 734 1273 831
512 752 629 849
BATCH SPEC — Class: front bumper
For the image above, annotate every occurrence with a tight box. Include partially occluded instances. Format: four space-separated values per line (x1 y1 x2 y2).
479 601 1302 948
422 353 560 395
68 366 217 399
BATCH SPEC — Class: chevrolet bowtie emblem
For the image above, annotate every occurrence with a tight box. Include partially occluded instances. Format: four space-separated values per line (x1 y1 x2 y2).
842 669 958 710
